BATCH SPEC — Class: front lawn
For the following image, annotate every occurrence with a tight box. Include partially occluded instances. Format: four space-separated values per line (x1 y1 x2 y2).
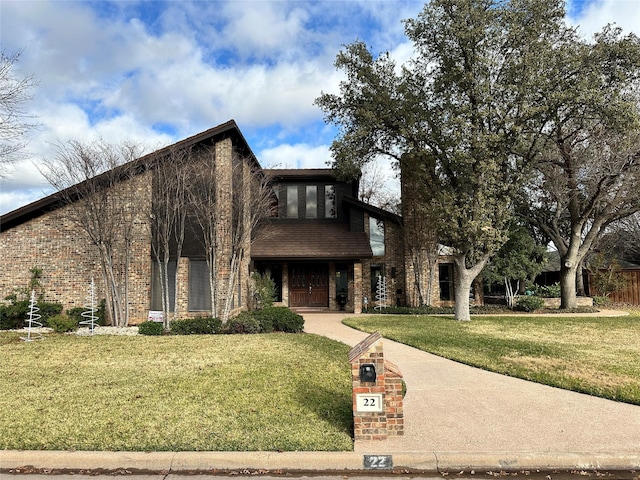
0 333 353 451
343 309 640 405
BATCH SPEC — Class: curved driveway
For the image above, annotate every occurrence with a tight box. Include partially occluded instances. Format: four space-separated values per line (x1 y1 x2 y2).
303 312 640 456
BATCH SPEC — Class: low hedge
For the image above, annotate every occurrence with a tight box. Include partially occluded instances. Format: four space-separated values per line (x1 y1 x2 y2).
254 307 304 333
170 317 222 335
225 312 261 334
138 321 165 336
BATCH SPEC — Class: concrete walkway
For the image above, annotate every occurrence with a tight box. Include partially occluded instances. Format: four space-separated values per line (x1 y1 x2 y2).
303 312 640 459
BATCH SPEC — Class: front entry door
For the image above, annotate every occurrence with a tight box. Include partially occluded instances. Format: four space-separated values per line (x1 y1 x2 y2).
290 264 329 307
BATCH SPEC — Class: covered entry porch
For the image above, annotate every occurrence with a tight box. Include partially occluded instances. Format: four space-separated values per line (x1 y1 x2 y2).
254 261 364 313
251 220 373 313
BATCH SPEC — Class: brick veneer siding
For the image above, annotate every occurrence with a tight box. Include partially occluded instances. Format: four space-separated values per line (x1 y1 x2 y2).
349 332 404 441
0 172 153 323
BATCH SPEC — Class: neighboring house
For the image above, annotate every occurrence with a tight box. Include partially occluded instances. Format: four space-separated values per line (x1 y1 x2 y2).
0 120 457 323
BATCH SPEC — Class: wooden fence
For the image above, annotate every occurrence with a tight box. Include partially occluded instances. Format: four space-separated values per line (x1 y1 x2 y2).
588 269 640 305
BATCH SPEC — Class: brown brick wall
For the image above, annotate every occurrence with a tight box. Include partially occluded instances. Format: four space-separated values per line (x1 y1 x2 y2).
0 172 153 323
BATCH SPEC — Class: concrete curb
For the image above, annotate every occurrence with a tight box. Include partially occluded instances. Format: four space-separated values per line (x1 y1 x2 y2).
2 450 639 475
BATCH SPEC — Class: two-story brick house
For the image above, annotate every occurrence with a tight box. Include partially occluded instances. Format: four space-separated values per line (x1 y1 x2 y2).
0 120 408 322
253 169 404 313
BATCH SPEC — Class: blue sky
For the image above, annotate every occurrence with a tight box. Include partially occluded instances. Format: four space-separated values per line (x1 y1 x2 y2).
1 0 639 215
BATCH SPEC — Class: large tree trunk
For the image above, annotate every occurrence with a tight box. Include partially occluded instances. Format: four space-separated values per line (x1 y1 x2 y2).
452 253 489 321
559 260 578 309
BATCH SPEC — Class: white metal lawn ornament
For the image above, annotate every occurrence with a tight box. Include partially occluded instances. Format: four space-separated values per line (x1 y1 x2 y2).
20 290 44 342
80 278 99 334
375 275 388 310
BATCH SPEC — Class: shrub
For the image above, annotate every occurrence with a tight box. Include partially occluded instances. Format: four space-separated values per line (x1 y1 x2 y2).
255 307 304 333
138 321 164 336
252 272 276 309
0 301 28 330
225 312 261 334
593 296 611 307
72 300 108 326
47 314 79 333
38 302 64 323
66 307 85 323
170 317 222 335
532 283 561 298
251 310 273 333
514 295 545 312
0 300 63 330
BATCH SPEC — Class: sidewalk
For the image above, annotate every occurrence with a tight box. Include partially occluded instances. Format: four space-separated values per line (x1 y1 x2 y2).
2 311 639 475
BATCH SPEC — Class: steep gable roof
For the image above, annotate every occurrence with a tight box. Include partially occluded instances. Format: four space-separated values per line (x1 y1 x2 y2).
0 120 256 232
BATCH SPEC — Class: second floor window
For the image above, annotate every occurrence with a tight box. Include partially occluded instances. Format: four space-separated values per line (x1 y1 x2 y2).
369 216 385 256
284 184 336 219
325 185 336 218
287 185 298 218
306 186 317 218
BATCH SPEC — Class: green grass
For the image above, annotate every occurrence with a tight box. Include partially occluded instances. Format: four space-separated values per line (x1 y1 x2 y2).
0 333 353 451
343 308 640 405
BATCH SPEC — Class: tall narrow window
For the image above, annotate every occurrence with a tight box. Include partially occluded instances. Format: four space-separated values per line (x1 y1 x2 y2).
151 261 177 311
189 260 211 311
286 185 298 218
439 263 454 301
306 185 317 218
369 216 385 256
325 185 336 218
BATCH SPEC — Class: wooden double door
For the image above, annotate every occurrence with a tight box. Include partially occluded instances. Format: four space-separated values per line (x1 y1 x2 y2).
289 264 329 308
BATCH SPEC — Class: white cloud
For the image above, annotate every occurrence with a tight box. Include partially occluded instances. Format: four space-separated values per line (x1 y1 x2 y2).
219 2 310 60
258 143 332 170
15 0 637 218
567 0 640 38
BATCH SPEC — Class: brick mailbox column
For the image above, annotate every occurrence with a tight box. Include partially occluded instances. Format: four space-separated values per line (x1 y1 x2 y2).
348 331 404 441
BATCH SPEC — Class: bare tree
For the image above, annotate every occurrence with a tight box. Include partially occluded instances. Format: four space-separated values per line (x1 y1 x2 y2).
0 49 38 175
150 146 190 328
219 154 275 321
188 147 274 322
40 139 145 326
525 123 640 308
188 147 222 318
595 212 640 266
359 161 400 214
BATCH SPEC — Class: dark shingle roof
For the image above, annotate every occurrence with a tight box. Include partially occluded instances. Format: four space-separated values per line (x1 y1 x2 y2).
1 120 254 232
252 220 373 261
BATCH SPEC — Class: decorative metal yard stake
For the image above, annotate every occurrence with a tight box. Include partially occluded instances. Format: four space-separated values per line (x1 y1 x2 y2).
20 290 44 342
375 275 388 310
80 278 98 334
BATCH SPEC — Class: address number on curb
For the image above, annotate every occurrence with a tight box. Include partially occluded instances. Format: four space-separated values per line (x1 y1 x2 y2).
364 455 393 469
356 393 383 412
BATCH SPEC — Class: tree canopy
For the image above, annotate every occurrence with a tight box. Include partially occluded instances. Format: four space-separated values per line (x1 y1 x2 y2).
519 25 640 308
316 0 569 320
0 49 38 175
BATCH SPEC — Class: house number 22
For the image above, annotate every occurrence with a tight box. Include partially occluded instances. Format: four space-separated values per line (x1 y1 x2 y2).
364 455 393 469
356 393 383 412
363 397 376 407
